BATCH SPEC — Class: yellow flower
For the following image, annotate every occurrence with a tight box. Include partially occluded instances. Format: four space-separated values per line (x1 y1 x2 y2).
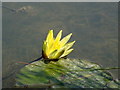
42 30 75 59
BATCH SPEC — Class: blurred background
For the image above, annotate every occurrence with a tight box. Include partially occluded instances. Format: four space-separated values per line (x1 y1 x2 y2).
2 2 118 88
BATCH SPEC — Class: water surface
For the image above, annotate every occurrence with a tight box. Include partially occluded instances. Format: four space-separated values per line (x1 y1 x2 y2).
2 2 118 88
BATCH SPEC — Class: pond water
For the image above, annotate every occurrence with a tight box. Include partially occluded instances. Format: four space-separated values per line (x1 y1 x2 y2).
2 2 118 88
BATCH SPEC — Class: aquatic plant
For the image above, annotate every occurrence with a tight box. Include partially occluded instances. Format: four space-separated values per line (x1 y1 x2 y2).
15 58 120 88
15 30 120 88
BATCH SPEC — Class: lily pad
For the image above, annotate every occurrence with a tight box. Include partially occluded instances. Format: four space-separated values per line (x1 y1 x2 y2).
15 58 119 88
107 79 120 88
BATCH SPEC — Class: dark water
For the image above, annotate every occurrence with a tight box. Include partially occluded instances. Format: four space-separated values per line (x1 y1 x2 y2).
2 2 118 88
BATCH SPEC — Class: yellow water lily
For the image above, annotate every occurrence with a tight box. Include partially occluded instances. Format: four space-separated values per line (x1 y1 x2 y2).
42 30 75 60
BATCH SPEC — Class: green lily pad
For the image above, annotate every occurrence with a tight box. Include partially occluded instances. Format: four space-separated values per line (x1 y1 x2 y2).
107 79 120 88
15 58 119 88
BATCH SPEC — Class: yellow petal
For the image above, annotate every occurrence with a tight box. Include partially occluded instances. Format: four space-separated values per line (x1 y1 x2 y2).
63 41 75 50
50 47 65 59
46 30 54 42
45 42 49 56
60 33 72 47
42 41 50 57
48 50 57 59
49 30 62 54
53 49 65 59
60 49 73 58
45 30 55 55
55 30 62 43
42 41 48 59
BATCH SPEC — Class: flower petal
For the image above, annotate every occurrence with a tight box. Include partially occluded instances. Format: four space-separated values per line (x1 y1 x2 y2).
46 30 54 42
55 30 62 43
42 41 48 59
63 41 75 50
49 49 65 59
60 33 72 47
53 50 65 59
60 49 74 58
48 50 57 59
45 30 55 55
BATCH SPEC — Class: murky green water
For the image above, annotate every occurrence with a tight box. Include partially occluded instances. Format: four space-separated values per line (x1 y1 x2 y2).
2 2 118 88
